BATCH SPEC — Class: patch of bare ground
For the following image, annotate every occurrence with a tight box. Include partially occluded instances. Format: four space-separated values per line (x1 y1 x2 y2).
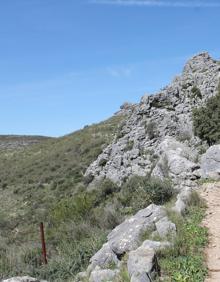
200 182 220 282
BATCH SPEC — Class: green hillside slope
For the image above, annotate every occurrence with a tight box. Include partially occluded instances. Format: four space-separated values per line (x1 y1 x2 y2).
0 115 124 281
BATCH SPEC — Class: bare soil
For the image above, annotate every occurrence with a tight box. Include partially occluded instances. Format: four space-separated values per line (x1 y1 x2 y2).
200 182 220 282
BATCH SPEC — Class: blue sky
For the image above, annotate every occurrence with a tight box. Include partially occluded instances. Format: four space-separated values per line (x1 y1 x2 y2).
0 0 220 137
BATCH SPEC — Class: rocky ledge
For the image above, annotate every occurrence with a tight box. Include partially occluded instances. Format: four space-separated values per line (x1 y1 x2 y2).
85 52 220 187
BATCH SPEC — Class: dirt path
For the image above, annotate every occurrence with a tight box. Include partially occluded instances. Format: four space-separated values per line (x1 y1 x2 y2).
200 182 220 282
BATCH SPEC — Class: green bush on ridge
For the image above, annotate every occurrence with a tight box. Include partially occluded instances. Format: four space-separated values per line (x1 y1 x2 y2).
193 84 220 145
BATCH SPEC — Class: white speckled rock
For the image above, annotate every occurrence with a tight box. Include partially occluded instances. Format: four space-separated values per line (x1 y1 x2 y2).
89 266 119 282
107 204 166 255
127 246 157 282
85 53 220 185
201 145 220 179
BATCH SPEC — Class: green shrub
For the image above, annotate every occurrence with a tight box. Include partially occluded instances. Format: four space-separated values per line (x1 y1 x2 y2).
118 176 174 213
193 86 220 145
143 177 174 205
158 193 208 281
50 193 95 224
191 86 202 100
145 121 159 140
35 229 107 281
124 140 134 152
97 179 119 199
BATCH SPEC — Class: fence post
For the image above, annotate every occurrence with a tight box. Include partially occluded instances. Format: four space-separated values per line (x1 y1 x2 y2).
40 222 48 264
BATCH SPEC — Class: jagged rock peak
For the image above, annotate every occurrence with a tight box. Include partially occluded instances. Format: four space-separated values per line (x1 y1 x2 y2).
183 52 219 74
85 52 220 186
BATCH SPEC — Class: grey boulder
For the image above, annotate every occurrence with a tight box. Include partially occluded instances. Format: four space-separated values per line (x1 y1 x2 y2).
127 246 158 282
89 266 119 282
201 145 220 179
107 204 166 255
89 242 119 269
155 217 176 239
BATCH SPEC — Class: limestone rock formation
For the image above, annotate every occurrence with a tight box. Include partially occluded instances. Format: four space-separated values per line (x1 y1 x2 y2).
85 52 220 186
127 246 157 282
106 204 166 255
73 52 220 282
201 145 220 179
76 204 176 282
89 267 119 282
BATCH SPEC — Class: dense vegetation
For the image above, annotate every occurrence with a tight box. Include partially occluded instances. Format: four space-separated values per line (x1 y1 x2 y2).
0 115 175 281
193 84 220 145
0 116 123 280
157 192 208 282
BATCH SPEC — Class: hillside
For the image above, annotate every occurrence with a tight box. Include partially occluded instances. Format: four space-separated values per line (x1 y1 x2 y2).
0 135 51 150
1 52 220 282
0 115 125 280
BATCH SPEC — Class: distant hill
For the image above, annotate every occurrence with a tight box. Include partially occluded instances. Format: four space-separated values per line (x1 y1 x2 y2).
0 135 52 150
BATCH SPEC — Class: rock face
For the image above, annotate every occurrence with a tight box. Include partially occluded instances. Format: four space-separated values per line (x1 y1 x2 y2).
89 204 166 270
85 52 220 186
201 145 220 179
107 204 166 255
76 204 176 282
151 137 200 187
74 52 220 282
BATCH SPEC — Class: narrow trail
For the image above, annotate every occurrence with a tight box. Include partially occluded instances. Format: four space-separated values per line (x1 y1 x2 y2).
200 182 220 282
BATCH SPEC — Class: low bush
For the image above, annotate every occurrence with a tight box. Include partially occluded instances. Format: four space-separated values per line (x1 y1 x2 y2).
145 121 159 140
191 86 202 100
157 193 208 281
118 176 174 213
193 85 220 145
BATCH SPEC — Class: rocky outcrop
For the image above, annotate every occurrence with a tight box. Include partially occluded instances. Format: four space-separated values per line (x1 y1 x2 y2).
152 137 200 188
85 52 220 186
89 204 166 270
75 204 177 282
201 145 220 180
5 53 220 282
106 204 166 255
74 52 220 282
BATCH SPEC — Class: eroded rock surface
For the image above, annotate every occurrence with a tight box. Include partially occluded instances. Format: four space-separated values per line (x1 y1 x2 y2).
85 52 220 186
201 145 220 180
107 204 166 255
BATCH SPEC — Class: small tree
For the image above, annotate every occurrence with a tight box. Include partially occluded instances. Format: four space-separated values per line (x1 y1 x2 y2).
193 86 220 145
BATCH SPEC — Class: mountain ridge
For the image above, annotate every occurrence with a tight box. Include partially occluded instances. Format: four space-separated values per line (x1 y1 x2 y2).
1 52 220 282
85 52 220 186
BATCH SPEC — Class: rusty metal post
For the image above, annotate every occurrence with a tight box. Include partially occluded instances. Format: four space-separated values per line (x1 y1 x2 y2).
40 222 48 264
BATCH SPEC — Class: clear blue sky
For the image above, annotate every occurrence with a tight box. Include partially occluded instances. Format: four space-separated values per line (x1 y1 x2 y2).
1 0 220 137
